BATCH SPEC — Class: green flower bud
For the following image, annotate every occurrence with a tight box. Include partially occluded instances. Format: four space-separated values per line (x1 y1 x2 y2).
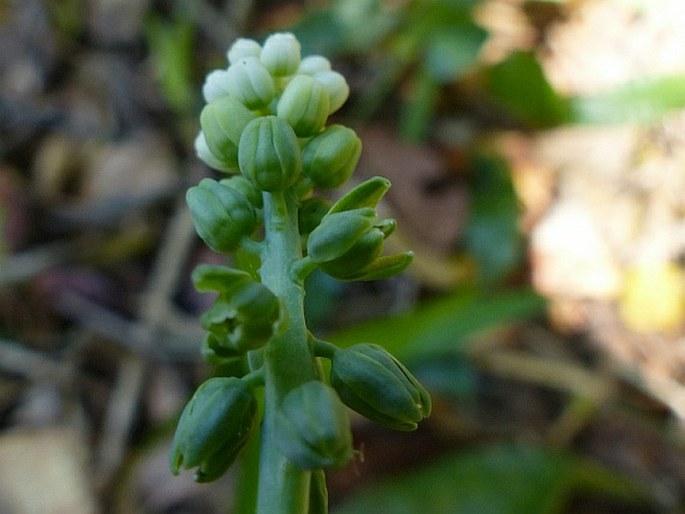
239 116 302 192
306 208 376 263
302 125 361 189
260 32 301 77
170 377 258 482
194 132 238 173
202 280 280 353
329 344 431 431
298 197 333 236
219 175 263 208
225 57 275 109
202 69 231 103
186 178 257 253
313 71 349 114
275 381 353 469
318 228 384 279
298 55 332 75
277 75 330 137
227 38 261 64
201 96 257 151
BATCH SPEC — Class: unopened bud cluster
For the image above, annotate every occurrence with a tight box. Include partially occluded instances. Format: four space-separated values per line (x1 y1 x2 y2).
172 33 430 487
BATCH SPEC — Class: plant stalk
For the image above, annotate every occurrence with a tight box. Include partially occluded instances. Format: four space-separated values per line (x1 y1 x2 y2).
256 189 318 514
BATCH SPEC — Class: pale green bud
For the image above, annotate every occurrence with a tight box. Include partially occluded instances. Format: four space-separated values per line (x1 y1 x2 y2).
298 55 332 75
225 57 275 109
302 124 361 189
275 381 353 469
313 71 349 114
239 116 302 192
227 38 262 64
194 131 238 173
329 344 431 431
170 377 258 482
201 95 257 148
260 32 301 76
277 75 330 137
202 69 231 103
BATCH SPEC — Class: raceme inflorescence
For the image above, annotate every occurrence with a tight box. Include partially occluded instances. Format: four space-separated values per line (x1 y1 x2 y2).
170 32 431 514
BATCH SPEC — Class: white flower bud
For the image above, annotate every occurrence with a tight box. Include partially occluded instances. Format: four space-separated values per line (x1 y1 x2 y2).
298 55 332 75
314 71 349 115
225 57 276 109
194 132 239 173
202 69 231 103
260 32 301 76
227 38 261 64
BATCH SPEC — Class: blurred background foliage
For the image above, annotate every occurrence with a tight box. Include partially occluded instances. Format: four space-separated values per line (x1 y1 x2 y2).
2 0 685 513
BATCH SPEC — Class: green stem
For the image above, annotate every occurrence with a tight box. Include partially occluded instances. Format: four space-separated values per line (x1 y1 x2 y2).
257 189 318 514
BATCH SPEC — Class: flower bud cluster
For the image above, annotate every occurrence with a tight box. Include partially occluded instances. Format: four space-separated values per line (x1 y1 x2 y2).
196 32 353 192
305 177 414 281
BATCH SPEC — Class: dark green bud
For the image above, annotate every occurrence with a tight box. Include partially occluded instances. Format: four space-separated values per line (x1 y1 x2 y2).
239 116 302 192
298 197 333 236
219 175 263 208
186 178 258 253
201 96 257 153
329 344 431 431
170 377 258 482
302 125 362 189
275 380 353 469
277 75 330 137
340 251 414 281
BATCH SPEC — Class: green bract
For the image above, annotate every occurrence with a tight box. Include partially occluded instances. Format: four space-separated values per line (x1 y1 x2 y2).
186 178 257 252
201 280 280 354
275 381 353 470
225 56 276 109
239 115 302 191
277 75 330 137
329 344 432 431
260 32 301 77
170 377 258 482
302 125 362 189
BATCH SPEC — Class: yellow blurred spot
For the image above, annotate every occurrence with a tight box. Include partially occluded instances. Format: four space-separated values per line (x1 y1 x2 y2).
619 262 685 333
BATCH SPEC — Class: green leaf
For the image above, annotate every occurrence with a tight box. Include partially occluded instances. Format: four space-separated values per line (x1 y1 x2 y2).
328 288 545 362
191 264 252 293
327 177 391 215
465 154 522 285
399 69 440 142
332 444 650 514
486 51 572 127
424 22 488 82
572 75 685 125
145 15 195 114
